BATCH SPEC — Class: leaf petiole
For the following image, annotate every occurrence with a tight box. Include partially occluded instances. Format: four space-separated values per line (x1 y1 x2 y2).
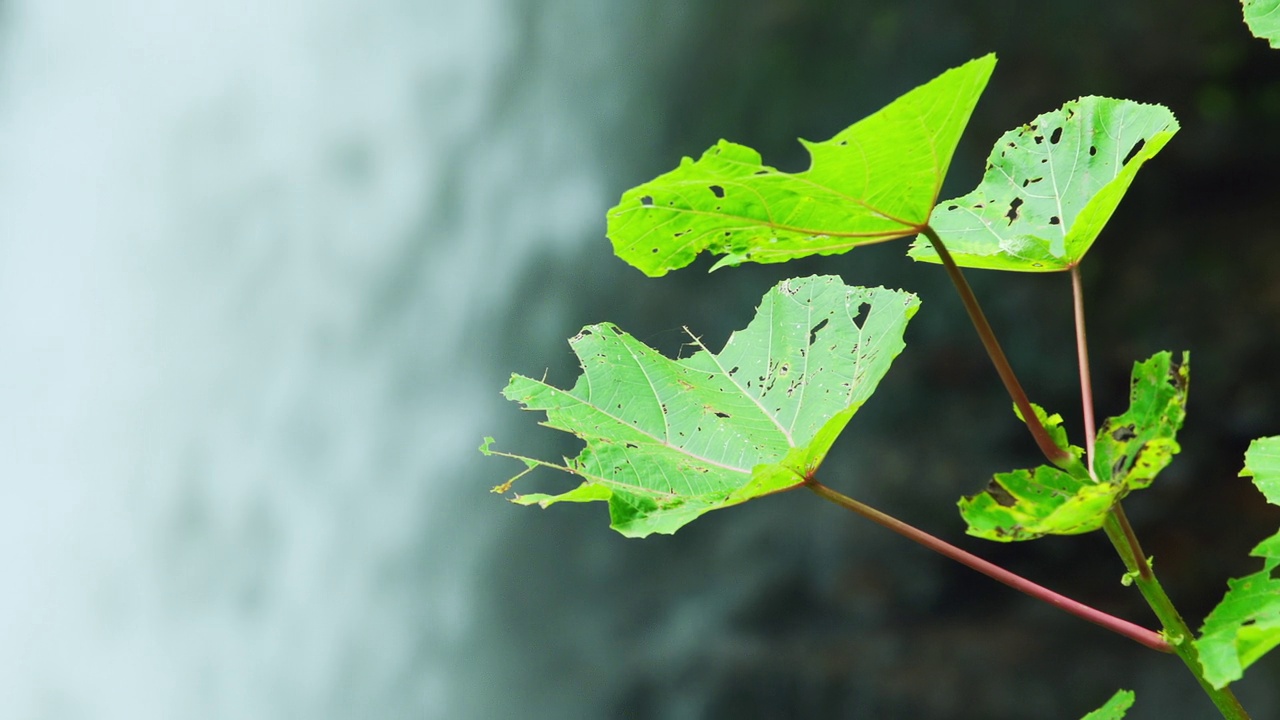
918 225 1074 469
805 478 1171 653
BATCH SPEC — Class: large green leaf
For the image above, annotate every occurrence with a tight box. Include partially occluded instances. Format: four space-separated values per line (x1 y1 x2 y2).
960 353 1187 542
1243 0 1280 48
1080 690 1135 720
1195 435 1280 688
909 97 1178 272
606 55 996 277
485 276 919 537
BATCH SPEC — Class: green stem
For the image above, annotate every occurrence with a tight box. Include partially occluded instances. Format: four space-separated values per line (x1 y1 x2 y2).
1071 264 1248 718
805 478 1171 653
920 225 1072 468
1102 511 1250 719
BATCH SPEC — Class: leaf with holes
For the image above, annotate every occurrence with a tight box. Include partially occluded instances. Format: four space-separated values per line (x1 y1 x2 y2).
908 97 1178 272
960 353 1186 542
1080 690 1135 720
1243 0 1280 47
605 55 995 277
1195 435 1280 688
1093 351 1188 488
959 404 1106 542
483 276 919 537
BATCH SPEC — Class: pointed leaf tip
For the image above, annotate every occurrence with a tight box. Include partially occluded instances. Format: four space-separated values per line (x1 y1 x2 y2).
608 55 996 276
910 96 1178 272
488 276 919 537
1080 690 1135 720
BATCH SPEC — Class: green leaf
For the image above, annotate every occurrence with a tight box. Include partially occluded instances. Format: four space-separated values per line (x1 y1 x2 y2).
490 276 919 537
1080 690 1135 720
1093 351 1188 489
1243 0 1280 48
960 353 1187 542
1195 435 1280 688
1241 435 1280 504
909 97 1178 272
606 55 996 277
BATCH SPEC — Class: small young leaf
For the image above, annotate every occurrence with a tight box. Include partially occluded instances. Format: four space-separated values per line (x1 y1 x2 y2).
1195 435 1280 688
961 464 1119 541
606 55 996 277
1093 351 1188 489
1079 689 1135 720
961 353 1187 542
909 97 1178 272
491 276 919 537
1243 0 1280 48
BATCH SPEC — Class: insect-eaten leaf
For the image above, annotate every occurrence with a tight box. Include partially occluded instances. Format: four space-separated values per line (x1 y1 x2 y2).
1079 689 1135 720
487 276 919 538
909 97 1178 272
1243 0 1280 48
1093 351 1188 489
607 55 996 277
960 352 1187 542
1195 435 1280 688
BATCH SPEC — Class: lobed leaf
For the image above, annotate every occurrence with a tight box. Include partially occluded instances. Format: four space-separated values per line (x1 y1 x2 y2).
488 276 919 537
1195 435 1280 688
961 353 1187 542
1243 0 1280 48
909 97 1178 272
606 55 996 277
1079 689 1135 720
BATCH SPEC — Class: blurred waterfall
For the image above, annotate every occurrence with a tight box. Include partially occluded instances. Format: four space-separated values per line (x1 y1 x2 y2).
0 1 691 717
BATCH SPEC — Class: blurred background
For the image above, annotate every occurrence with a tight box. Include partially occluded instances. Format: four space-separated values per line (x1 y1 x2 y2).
2 0 1279 718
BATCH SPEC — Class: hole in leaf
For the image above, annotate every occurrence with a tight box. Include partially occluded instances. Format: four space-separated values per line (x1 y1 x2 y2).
808 318 829 345
1049 216 1061 225
850 302 870 328
1122 139 1146 164
1112 424 1137 442
714 411 730 419
1005 197 1024 225
1050 127 1063 144
1033 135 1044 145
947 204 958 211
640 195 654 206
1089 145 1097 156
986 481 1017 507
709 185 725 198
1112 455 1129 478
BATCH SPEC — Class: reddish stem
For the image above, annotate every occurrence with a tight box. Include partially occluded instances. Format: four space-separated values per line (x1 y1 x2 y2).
920 226 1072 468
805 478 1171 653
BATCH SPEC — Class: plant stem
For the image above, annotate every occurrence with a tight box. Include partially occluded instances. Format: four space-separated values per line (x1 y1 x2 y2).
804 478 1171 653
1071 264 1248 718
1070 265 1099 473
919 225 1072 468
1102 511 1251 719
